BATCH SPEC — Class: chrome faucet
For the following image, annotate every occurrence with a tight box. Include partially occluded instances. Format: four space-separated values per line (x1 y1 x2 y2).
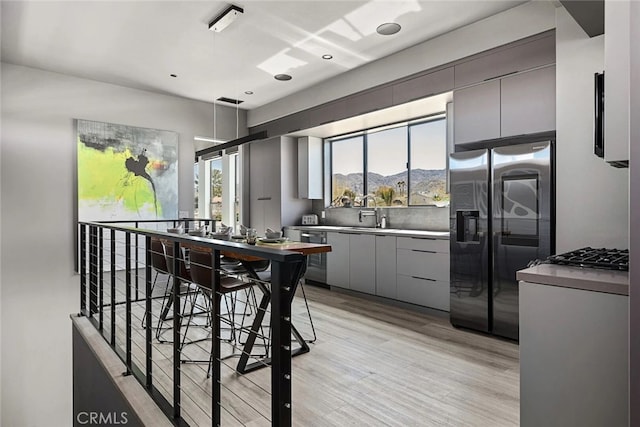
363 194 377 208
359 195 379 226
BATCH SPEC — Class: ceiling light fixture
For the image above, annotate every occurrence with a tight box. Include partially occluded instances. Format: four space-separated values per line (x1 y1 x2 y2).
217 96 243 105
322 54 333 60
208 4 244 32
194 136 226 143
376 22 401 36
244 90 254 95
274 74 292 81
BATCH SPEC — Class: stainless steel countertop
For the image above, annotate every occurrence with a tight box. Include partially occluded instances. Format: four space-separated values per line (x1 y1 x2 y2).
285 225 449 239
517 264 629 296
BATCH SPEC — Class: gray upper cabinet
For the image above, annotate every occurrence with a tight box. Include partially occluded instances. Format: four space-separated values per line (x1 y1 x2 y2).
500 66 556 137
249 32 556 140
278 110 310 135
297 136 323 199
454 65 556 145
249 137 311 232
454 32 555 88
604 0 630 165
308 100 347 127
249 138 279 233
453 79 501 144
392 67 454 105
345 86 393 116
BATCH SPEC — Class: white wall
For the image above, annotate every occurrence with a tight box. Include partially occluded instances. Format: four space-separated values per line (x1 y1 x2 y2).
0 63 244 426
555 7 629 252
248 0 557 126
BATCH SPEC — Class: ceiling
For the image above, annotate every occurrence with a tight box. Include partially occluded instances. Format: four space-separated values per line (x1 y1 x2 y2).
1 1 527 111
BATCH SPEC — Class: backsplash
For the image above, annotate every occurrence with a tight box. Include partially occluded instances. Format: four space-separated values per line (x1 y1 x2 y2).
309 200 449 231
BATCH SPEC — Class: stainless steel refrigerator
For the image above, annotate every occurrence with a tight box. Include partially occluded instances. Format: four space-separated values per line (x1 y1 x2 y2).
449 141 553 340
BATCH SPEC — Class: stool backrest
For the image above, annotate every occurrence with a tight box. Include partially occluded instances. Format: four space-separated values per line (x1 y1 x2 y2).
162 240 191 281
188 248 214 292
150 238 169 274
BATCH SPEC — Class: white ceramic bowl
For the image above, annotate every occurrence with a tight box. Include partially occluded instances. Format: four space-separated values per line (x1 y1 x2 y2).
265 230 283 239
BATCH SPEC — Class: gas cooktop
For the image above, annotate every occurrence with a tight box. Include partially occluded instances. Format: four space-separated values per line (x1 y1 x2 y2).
546 247 629 271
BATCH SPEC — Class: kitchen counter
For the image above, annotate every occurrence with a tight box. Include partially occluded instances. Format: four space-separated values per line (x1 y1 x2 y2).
285 225 449 239
516 263 629 296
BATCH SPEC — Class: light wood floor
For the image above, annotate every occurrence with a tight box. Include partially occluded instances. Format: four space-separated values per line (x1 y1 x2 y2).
100 275 519 426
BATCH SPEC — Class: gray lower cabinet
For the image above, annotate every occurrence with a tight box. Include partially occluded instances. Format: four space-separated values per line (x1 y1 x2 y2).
326 232 350 289
375 235 397 299
349 234 376 294
396 237 450 311
520 282 628 427
396 276 450 310
326 232 450 311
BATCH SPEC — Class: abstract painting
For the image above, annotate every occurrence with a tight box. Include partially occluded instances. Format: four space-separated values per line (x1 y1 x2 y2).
77 119 178 221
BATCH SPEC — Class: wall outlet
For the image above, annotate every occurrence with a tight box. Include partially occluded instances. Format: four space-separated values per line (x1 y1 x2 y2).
321 210 325 219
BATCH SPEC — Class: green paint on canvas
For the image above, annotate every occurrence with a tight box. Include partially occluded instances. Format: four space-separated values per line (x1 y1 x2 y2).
77 139 161 215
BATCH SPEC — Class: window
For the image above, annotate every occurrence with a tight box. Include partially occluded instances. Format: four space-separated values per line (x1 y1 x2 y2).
329 115 447 207
331 135 363 206
209 157 223 220
368 125 408 206
194 163 199 217
195 150 241 230
409 119 447 205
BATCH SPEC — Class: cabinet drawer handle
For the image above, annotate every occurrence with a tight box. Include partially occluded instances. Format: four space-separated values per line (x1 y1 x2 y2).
412 249 437 254
412 276 436 282
257 197 272 201
412 237 436 240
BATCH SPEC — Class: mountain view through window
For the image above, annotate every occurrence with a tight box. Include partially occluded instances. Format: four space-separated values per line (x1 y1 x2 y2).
330 116 447 207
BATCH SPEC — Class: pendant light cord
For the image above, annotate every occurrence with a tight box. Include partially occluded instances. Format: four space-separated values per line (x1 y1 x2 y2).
236 93 239 139
213 33 217 142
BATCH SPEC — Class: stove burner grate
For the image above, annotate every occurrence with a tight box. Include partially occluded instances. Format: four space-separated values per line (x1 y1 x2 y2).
546 247 628 271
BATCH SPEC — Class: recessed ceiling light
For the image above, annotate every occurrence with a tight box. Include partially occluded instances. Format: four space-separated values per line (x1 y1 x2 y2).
274 74 292 81
322 54 333 60
170 74 178 78
376 22 401 36
244 90 254 95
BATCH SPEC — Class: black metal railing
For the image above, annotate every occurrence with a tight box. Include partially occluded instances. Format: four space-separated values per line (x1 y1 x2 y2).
78 219 305 426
